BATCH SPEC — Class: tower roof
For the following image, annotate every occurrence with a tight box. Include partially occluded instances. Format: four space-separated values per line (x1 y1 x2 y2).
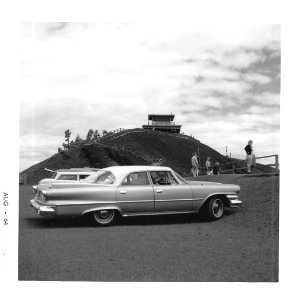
148 114 175 121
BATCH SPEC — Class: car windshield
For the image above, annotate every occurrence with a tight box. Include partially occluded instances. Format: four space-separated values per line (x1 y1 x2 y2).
173 171 188 184
82 170 115 184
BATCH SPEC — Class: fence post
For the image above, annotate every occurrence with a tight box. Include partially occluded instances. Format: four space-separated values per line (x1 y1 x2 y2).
275 155 279 173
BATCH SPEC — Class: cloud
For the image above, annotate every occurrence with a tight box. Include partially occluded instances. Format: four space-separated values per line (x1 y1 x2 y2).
19 23 280 171
243 73 272 84
247 105 279 115
210 50 266 69
253 92 280 106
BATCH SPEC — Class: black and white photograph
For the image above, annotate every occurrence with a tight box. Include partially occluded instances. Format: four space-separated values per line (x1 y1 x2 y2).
17 22 280 282
1 1 298 299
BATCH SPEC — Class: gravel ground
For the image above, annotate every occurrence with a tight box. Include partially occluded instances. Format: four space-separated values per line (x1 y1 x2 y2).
18 175 279 281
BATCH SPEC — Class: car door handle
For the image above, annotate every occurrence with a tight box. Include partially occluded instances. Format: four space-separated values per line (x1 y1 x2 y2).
156 190 163 193
119 190 127 194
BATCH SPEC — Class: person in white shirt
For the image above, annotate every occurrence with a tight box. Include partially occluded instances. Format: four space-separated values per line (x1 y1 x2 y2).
191 152 199 177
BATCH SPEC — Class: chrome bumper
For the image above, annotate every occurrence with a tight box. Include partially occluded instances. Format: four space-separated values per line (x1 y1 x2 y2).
30 199 56 217
226 195 243 208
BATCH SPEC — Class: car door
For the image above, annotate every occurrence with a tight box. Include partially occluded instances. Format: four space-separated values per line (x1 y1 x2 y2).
150 171 193 212
116 171 155 214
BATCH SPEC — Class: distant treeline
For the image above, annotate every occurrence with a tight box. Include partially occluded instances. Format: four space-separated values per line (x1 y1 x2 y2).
61 128 119 150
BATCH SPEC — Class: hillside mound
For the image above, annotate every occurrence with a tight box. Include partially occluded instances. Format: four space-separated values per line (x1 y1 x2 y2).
21 128 274 184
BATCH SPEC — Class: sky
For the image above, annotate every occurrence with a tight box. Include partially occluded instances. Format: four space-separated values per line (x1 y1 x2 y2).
19 23 280 171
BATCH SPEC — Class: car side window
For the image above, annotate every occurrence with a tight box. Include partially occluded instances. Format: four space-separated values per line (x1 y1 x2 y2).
122 172 150 185
150 171 178 185
95 172 115 184
59 174 77 181
79 174 90 180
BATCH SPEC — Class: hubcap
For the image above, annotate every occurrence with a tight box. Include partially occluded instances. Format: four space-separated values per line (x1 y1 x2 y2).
94 210 114 224
99 210 109 219
212 199 224 217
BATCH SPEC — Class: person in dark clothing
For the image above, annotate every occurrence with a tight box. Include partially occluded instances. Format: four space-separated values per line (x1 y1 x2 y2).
245 143 252 155
212 162 221 175
244 140 255 173
206 156 212 175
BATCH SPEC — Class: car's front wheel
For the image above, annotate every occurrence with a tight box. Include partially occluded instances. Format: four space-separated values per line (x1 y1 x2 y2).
89 209 116 226
206 197 224 220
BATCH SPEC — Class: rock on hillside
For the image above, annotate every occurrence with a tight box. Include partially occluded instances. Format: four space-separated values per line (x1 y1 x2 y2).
20 128 274 184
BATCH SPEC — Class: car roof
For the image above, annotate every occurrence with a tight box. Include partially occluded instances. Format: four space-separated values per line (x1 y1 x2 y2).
102 165 172 172
56 168 100 173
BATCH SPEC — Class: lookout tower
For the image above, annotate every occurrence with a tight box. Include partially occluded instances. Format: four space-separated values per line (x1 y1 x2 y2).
142 113 181 134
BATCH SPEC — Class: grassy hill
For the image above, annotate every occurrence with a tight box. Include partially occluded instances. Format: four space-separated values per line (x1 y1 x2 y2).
20 128 274 184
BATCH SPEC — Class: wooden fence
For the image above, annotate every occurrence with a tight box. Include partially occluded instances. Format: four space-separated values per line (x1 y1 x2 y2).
255 154 279 173
217 154 279 174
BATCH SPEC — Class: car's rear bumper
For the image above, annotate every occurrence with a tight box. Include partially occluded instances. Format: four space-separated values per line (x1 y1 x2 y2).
30 199 56 217
226 195 243 208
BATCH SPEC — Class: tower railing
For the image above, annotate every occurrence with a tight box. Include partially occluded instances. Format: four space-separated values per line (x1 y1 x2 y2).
148 121 175 125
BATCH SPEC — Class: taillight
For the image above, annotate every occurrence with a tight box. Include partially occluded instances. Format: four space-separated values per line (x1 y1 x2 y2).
32 186 37 194
41 190 47 201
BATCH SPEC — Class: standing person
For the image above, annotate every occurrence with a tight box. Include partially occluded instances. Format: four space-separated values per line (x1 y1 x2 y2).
212 162 221 175
196 154 200 176
244 140 255 173
205 156 212 175
191 152 199 177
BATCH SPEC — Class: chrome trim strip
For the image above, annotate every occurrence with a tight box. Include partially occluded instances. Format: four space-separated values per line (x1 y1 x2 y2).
194 198 204 201
229 199 243 206
226 194 238 199
48 197 199 206
50 199 155 206
117 199 154 204
155 198 193 202
123 210 195 217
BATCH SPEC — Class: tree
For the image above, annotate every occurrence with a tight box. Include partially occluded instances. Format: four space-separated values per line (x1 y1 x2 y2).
93 130 100 140
102 129 108 136
86 129 94 141
74 134 83 144
64 129 71 149
62 143 68 149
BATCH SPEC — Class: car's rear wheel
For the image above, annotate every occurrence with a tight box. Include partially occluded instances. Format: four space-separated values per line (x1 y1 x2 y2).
90 209 116 226
206 197 224 220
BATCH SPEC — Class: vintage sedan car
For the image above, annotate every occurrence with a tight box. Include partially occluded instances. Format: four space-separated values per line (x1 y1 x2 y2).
30 165 242 226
